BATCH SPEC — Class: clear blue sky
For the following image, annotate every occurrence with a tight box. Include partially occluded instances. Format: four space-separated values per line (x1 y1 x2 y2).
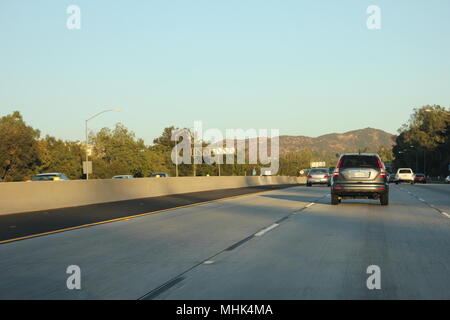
1 0 449 143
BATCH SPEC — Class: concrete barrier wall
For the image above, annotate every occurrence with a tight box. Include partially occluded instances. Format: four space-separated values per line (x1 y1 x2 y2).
0 176 305 215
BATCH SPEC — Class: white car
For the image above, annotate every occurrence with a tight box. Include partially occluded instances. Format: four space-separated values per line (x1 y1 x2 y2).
395 168 415 184
445 175 450 183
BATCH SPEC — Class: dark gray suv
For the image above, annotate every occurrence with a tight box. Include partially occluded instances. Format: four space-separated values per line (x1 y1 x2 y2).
331 153 389 205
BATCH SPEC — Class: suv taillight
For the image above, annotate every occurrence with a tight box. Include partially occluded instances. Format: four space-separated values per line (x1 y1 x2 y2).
307 175 312 178
333 158 343 177
377 158 387 178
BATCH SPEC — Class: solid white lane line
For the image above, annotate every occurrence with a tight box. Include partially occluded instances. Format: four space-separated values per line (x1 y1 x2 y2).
255 223 279 237
418 198 425 202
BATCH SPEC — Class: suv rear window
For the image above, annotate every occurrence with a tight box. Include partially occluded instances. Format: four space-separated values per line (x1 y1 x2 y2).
399 169 412 173
340 155 379 169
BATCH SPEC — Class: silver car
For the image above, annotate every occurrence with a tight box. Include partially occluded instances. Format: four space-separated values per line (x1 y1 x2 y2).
331 153 389 205
112 175 134 179
306 168 331 187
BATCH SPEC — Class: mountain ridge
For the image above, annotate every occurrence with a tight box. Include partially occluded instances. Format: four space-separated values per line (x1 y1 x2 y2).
278 127 395 155
216 128 396 163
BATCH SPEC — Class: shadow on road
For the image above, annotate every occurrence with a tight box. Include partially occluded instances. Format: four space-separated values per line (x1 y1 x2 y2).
261 193 327 203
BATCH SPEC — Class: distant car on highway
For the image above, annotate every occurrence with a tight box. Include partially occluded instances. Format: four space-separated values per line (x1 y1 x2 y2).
446 175 450 183
413 173 427 184
31 173 70 181
331 153 389 205
150 172 169 178
306 168 330 187
395 168 415 184
388 173 397 183
112 175 134 179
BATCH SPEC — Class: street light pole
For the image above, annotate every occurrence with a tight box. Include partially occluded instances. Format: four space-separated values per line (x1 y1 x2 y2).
408 145 418 172
85 119 89 180
423 149 426 175
175 143 178 177
85 109 121 180
416 150 419 173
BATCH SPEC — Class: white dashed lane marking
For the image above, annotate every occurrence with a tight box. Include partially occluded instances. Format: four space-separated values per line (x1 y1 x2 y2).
254 223 279 237
399 186 450 220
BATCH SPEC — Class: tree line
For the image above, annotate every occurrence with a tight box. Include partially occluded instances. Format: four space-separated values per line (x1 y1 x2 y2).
0 112 279 181
393 105 450 177
2 106 447 182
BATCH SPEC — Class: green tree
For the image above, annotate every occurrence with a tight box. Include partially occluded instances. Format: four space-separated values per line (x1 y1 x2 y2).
151 126 201 176
279 151 315 176
394 105 450 176
0 111 41 181
38 136 84 179
90 123 152 178
377 146 394 163
152 126 178 151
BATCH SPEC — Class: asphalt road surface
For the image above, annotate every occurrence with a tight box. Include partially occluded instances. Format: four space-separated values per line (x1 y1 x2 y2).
0 184 296 243
1 184 449 299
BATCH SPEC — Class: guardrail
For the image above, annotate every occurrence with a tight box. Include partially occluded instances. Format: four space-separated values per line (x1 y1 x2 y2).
0 176 306 215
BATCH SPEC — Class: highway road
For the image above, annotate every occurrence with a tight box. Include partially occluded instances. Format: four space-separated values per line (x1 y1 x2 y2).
0 184 449 299
0 184 296 242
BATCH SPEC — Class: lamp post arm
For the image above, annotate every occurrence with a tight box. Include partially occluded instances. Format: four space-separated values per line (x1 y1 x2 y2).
86 109 117 122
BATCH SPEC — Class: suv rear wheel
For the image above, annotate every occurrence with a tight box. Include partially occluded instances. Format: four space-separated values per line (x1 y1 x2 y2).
380 192 389 205
331 193 339 205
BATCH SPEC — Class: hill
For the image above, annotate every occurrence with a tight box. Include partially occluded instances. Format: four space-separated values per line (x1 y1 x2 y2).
279 127 395 155
216 127 395 167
